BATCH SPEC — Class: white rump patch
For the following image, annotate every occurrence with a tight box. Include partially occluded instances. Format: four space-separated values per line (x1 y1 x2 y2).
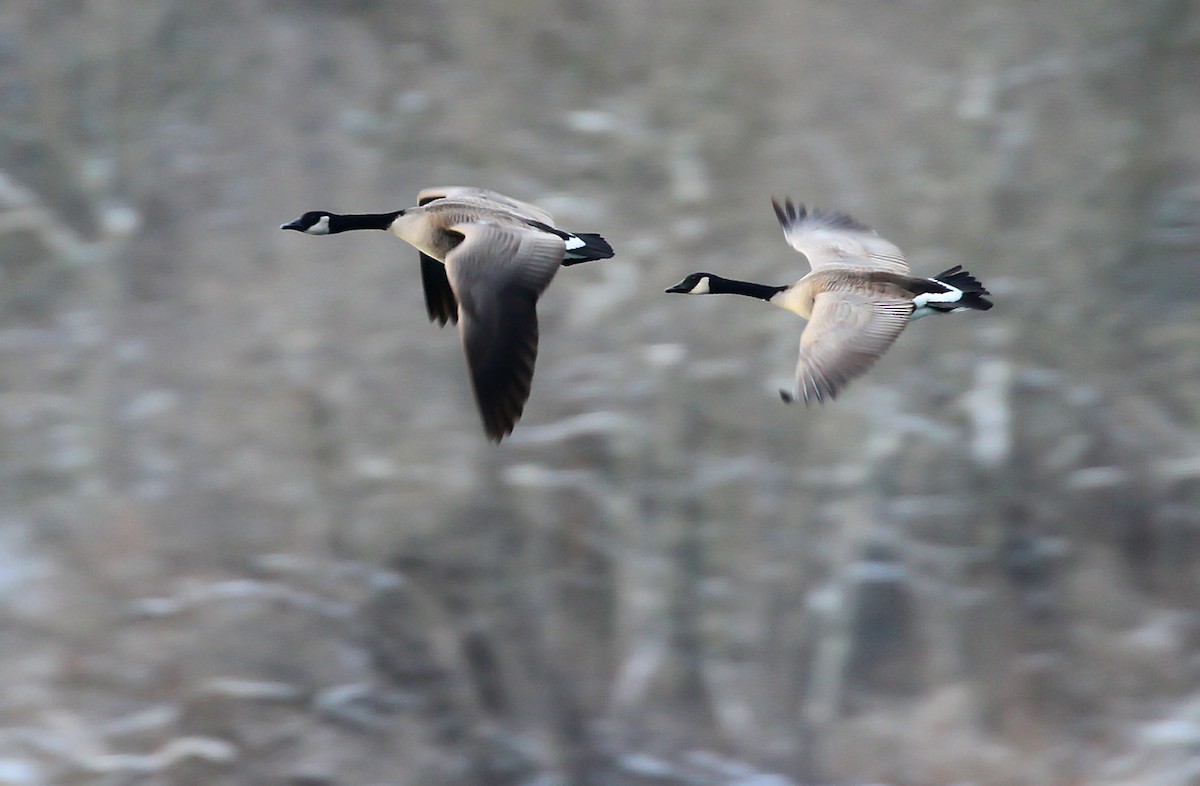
913 282 962 308
563 234 586 251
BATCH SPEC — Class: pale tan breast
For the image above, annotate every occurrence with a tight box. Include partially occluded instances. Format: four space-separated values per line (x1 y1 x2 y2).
772 276 819 318
388 210 460 261
782 270 916 319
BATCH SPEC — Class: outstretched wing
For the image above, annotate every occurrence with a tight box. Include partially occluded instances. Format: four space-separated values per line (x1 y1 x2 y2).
785 289 913 404
418 186 556 226
443 222 564 442
415 190 556 329
418 256 458 326
772 198 909 275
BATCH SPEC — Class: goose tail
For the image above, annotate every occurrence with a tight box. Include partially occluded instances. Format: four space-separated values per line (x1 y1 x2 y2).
931 265 993 311
562 233 615 265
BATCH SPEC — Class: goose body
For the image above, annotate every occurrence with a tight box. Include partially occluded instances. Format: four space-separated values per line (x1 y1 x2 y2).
281 187 614 442
666 198 992 405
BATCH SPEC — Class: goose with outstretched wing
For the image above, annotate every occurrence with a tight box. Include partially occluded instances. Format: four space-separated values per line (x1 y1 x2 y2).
666 198 992 404
282 188 614 441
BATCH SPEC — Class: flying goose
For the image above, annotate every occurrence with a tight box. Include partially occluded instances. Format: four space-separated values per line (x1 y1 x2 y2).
666 198 992 405
281 187 614 442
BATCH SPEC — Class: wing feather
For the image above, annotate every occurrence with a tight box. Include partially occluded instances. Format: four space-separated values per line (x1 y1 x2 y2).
772 198 909 275
787 290 913 404
418 186 556 226
413 188 558 329
444 222 564 441
419 254 458 326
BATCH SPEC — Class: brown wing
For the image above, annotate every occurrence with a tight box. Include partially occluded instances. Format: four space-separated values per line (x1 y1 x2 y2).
772 198 909 275
784 289 913 404
414 188 551 328
418 186 556 226
443 222 564 442
419 255 458 326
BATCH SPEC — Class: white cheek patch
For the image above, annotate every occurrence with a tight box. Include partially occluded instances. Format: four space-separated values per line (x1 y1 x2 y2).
307 215 331 235
691 276 711 294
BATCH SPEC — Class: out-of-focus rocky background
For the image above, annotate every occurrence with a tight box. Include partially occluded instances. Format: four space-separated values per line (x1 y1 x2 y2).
1 1 1199 784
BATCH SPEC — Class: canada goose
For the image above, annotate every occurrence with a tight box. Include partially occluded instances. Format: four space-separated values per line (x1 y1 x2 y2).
666 198 992 404
281 187 614 442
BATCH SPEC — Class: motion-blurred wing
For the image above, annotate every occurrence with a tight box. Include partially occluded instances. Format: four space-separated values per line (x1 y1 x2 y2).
419 255 458 326
418 186 556 226
772 198 909 275
443 222 564 442
787 289 913 404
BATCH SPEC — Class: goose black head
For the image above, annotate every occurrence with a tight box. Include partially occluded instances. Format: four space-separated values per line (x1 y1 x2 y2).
281 209 406 235
281 211 335 235
665 272 716 295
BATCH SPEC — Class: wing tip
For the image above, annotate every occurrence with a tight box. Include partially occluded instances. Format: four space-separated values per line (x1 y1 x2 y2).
479 395 524 443
771 196 873 235
771 197 808 229
486 425 512 444
470 342 537 445
779 386 825 407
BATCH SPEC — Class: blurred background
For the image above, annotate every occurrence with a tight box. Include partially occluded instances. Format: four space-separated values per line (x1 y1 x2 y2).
2 1 1199 784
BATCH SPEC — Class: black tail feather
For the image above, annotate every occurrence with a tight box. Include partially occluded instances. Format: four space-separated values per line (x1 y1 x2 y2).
562 233 614 265
933 265 986 293
932 265 993 311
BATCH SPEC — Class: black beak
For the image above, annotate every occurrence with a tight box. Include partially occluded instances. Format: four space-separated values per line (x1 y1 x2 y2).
664 282 690 294
280 220 304 231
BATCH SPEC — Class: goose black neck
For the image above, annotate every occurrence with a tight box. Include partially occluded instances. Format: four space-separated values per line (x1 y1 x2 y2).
712 276 787 301
330 211 403 232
